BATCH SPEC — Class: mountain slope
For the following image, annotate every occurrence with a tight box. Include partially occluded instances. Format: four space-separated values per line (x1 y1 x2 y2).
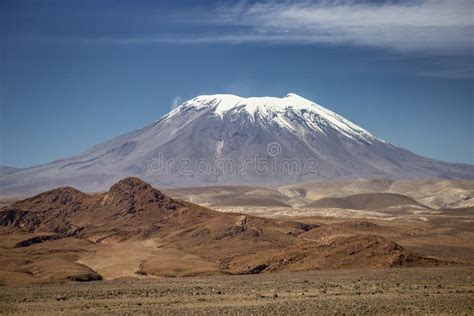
306 193 428 210
279 178 474 209
1 93 472 195
0 166 19 177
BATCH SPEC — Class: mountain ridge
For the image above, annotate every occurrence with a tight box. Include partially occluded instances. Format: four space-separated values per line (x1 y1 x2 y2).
0 177 439 285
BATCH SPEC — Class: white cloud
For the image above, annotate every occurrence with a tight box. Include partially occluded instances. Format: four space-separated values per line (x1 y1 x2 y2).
171 96 182 110
47 1 473 56
32 1 472 77
199 0 473 55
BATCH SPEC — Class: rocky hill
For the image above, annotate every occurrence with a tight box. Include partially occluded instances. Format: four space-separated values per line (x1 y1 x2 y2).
0 177 439 285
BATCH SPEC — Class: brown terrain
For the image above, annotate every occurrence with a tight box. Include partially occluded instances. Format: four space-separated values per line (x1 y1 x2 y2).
164 179 474 266
0 177 473 314
1 267 473 315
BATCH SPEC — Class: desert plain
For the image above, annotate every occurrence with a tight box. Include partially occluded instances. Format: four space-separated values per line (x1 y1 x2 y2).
0 178 473 314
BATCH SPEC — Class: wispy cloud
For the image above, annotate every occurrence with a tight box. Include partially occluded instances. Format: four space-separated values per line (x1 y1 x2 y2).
199 0 473 55
56 1 472 56
170 96 182 110
15 1 473 78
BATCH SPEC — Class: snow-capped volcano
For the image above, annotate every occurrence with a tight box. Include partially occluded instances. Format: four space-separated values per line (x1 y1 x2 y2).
164 93 376 143
1 93 473 195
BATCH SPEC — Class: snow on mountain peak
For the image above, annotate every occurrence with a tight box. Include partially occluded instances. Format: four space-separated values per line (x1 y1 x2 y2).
182 93 314 114
164 93 378 143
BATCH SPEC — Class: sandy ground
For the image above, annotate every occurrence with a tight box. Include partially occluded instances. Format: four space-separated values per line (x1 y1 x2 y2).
77 239 158 280
1 266 473 315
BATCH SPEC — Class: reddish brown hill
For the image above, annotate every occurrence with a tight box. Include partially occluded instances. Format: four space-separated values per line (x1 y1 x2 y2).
1 177 187 238
0 178 439 285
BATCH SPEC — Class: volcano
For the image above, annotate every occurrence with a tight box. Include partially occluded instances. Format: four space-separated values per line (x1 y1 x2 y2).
1 93 472 195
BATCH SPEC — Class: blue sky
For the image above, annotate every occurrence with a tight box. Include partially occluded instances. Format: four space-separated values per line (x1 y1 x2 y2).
1 0 473 167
